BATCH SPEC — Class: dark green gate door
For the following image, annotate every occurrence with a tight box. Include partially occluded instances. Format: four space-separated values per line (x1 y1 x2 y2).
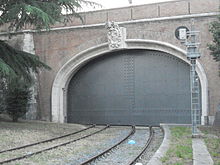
67 49 194 125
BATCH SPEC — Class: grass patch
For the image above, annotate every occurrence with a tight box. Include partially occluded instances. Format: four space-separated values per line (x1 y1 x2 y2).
161 126 192 165
200 126 220 165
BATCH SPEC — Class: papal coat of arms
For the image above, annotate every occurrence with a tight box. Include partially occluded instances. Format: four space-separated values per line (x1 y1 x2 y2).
106 21 126 50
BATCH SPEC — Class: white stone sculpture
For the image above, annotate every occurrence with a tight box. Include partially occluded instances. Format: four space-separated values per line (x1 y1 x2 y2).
106 21 126 50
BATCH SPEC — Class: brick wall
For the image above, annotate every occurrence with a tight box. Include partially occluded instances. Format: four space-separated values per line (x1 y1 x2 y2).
54 0 219 27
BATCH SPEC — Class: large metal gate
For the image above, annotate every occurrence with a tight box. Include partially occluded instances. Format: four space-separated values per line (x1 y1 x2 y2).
67 49 197 125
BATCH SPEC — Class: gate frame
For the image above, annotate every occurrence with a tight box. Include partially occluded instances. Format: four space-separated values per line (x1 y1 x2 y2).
51 39 208 125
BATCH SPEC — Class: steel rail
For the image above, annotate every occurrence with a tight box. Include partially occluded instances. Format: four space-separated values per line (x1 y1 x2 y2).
79 125 136 165
127 126 155 165
0 124 95 154
0 125 109 164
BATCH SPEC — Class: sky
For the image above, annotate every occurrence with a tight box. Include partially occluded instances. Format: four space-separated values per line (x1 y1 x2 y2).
85 0 175 11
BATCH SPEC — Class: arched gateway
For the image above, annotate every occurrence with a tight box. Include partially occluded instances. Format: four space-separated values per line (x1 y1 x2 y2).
51 40 208 125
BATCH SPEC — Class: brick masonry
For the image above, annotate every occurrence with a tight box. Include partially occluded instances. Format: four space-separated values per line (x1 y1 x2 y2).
0 0 220 122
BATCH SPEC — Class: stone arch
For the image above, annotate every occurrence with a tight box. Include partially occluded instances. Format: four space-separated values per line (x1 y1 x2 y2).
51 39 208 125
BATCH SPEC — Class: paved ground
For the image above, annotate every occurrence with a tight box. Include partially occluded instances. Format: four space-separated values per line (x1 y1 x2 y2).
192 138 213 165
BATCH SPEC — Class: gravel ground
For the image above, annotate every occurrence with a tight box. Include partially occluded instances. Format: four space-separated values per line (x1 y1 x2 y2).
0 126 101 162
10 126 131 165
133 127 164 165
94 127 150 165
0 121 164 165
0 120 86 150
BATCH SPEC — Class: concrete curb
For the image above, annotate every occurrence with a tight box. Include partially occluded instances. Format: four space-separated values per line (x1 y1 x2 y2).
147 124 171 165
193 138 214 165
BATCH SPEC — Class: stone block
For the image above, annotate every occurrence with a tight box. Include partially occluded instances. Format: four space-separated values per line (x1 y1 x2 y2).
53 14 85 28
85 10 108 25
68 15 85 26
108 7 132 22
132 4 159 20
190 0 219 14
159 0 189 17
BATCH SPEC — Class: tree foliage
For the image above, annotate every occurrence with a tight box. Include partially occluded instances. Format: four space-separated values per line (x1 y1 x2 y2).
208 16 220 62
0 0 99 120
0 78 6 113
4 77 32 122
0 0 99 81
0 0 100 30
0 40 51 81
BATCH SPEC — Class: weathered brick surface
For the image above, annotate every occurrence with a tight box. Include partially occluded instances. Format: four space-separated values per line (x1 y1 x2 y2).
214 112 220 126
85 11 107 25
159 0 190 16
107 7 132 22
0 0 218 31
190 0 219 14
132 4 159 20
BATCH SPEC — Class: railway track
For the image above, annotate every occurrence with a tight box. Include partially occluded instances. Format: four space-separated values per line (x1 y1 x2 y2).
127 126 154 165
0 124 95 154
79 125 135 165
79 126 162 165
130 127 164 165
0 125 109 164
0 125 164 165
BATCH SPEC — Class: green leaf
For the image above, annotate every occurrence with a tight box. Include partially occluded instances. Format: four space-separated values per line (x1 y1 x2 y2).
209 17 220 63
0 40 51 82
24 5 56 30
0 0 100 30
0 0 100 81
0 58 16 77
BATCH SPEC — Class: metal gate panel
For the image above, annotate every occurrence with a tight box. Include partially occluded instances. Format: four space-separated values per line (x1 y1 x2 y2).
132 50 191 125
67 49 196 125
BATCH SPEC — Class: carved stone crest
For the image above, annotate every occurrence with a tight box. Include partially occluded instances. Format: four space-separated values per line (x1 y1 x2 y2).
106 21 126 50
